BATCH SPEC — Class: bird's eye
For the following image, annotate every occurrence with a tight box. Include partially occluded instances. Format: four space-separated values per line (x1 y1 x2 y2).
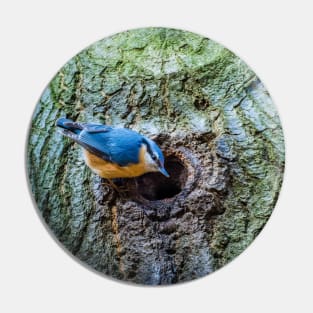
152 154 158 161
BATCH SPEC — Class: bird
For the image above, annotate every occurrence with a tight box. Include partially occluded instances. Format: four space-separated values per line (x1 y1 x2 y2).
56 118 170 183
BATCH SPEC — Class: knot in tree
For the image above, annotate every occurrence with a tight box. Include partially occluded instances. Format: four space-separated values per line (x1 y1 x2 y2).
27 28 285 285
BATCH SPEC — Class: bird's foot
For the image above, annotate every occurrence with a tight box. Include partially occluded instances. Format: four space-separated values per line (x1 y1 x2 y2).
104 179 130 196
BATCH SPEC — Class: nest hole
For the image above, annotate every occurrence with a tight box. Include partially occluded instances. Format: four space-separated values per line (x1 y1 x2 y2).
136 155 188 201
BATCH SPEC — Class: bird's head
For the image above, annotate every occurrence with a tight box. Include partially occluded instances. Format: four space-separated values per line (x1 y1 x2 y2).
142 138 170 178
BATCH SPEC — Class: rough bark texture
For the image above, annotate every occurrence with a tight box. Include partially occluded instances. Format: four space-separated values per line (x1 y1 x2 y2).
27 28 284 285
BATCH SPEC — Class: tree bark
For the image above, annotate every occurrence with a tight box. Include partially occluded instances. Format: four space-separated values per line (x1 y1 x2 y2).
27 28 284 285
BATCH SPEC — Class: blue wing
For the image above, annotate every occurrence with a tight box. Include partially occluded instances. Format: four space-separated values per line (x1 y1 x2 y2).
56 118 144 166
83 123 113 133
78 126 144 166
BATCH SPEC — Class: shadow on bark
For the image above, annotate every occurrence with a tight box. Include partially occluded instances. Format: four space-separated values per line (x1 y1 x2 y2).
27 28 284 285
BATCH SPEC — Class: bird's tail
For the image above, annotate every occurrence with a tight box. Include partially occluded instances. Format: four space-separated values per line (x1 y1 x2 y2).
56 118 83 134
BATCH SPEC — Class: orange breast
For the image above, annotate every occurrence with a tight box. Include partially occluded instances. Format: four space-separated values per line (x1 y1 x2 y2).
83 146 148 179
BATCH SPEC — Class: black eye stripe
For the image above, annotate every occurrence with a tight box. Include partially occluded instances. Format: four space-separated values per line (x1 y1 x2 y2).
142 139 159 162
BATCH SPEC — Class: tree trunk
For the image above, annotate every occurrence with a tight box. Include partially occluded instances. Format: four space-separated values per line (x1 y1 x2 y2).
27 28 284 285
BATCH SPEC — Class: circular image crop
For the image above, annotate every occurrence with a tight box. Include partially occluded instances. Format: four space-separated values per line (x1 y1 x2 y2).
27 27 285 285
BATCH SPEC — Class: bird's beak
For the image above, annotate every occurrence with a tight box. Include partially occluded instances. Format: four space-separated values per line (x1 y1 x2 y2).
159 167 170 178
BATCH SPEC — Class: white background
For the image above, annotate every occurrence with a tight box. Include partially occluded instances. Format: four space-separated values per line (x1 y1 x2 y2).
1 0 312 312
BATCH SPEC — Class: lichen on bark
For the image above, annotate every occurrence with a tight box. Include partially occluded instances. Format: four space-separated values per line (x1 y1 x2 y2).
27 28 284 285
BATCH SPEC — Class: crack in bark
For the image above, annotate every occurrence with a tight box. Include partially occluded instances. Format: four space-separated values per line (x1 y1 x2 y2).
27 28 284 285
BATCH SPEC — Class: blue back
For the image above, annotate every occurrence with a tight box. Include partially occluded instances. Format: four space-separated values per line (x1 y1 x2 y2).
56 118 164 167
79 126 144 166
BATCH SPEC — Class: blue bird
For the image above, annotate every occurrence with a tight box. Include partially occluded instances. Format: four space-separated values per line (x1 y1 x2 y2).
56 118 169 180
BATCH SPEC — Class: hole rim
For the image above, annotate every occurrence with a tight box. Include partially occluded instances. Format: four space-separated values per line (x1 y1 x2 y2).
131 147 199 205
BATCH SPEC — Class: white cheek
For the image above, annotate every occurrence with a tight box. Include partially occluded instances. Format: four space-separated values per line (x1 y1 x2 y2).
144 152 158 171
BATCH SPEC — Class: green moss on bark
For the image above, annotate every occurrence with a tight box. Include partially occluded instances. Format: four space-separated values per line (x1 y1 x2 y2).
27 28 284 284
